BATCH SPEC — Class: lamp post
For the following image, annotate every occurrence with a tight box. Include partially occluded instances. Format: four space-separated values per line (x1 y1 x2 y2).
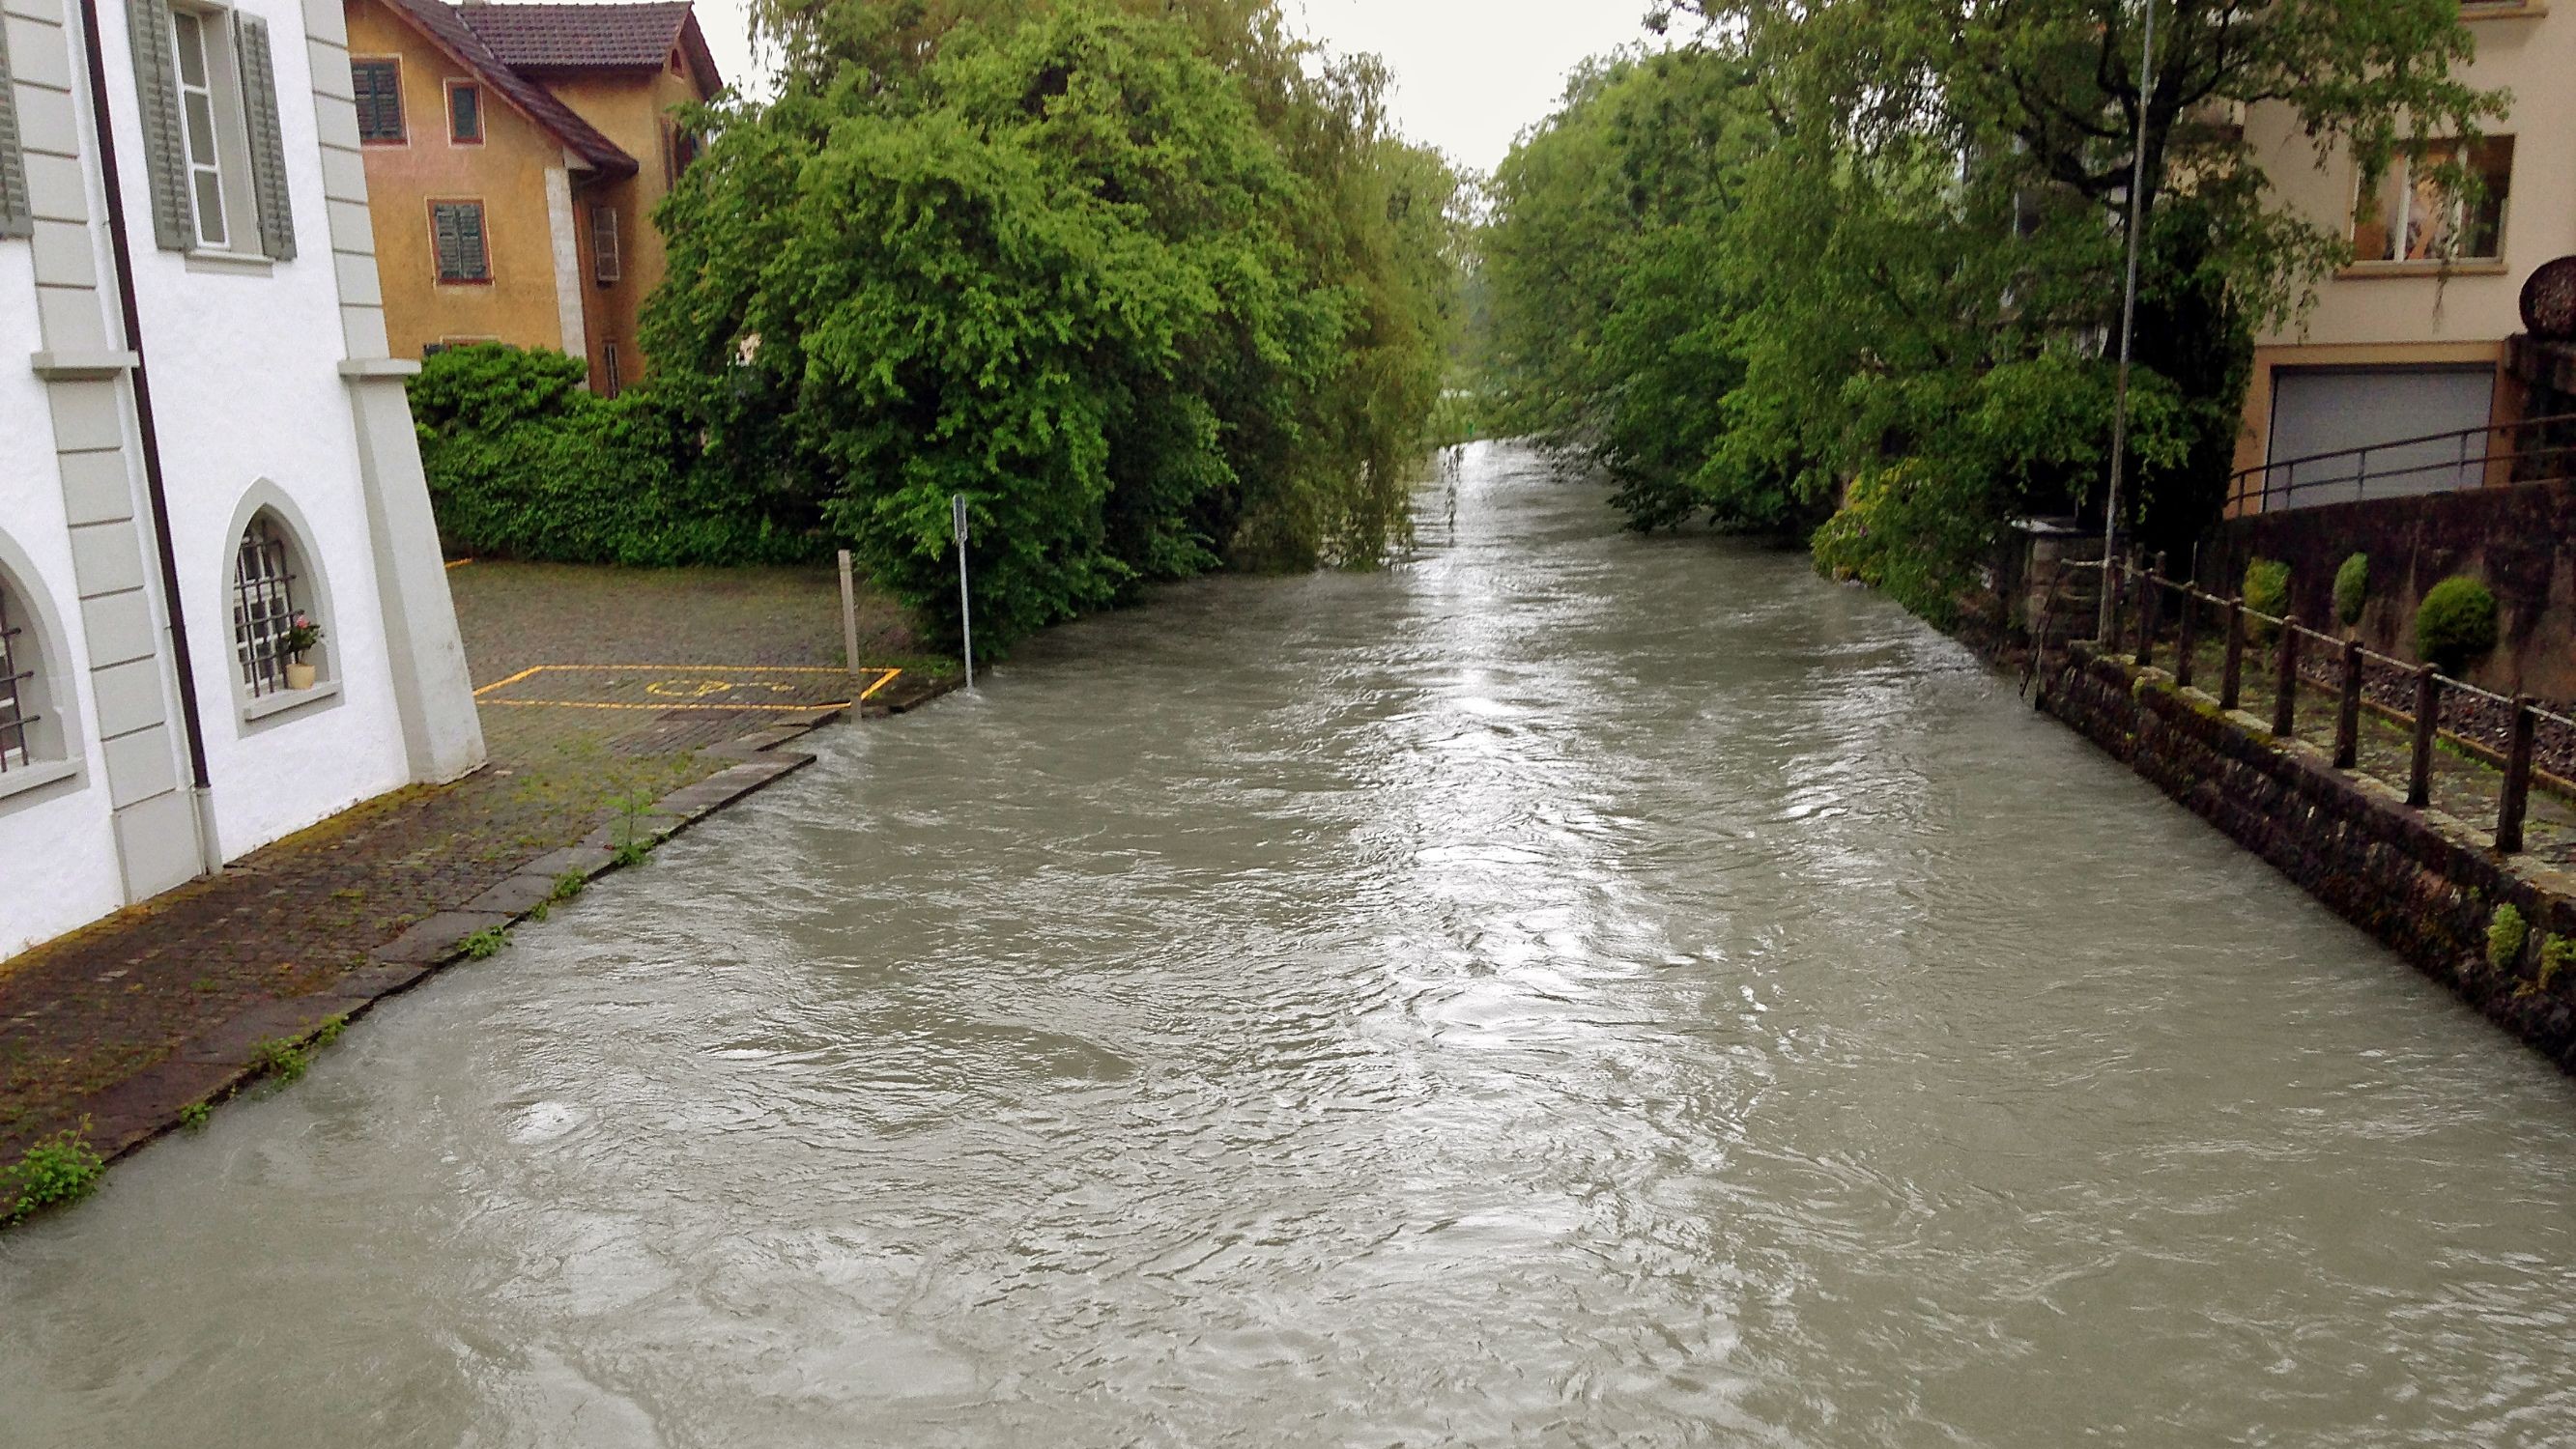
2100 0 2160 642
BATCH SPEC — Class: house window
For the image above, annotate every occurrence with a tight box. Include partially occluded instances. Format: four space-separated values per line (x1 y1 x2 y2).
0 582 43 774
429 199 489 283
662 122 700 185
602 341 622 398
447 82 481 144
2354 137 2515 264
352 58 403 144
590 205 620 285
171 8 231 248
232 515 307 698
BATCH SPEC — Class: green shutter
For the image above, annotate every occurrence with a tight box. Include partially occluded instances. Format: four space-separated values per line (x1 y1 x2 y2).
0 15 34 240
126 0 192 250
234 15 294 261
456 202 486 278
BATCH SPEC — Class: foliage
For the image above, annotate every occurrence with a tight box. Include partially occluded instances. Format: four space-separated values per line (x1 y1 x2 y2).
462 927 508 960
1483 1 2498 612
2333 554 2369 628
2243 558 2292 620
2415 577 2500 675
649 0 1464 650
179 1101 211 1132
611 787 660 867
249 1037 311 1083
411 345 819 568
2488 902 2529 973
2 1123 103 1227
552 869 589 902
2537 934 2573 992
282 611 323 661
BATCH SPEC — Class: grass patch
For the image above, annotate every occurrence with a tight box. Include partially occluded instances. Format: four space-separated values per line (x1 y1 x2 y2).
462 926 508 960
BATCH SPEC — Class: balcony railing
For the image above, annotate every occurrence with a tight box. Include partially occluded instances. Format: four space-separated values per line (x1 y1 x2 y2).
2232 411 2576 514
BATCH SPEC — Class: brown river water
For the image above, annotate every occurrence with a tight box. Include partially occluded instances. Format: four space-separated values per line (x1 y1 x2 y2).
4 443 2574 1446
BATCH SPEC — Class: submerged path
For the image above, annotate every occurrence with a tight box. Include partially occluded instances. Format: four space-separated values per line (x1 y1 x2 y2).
4 444 2574 1445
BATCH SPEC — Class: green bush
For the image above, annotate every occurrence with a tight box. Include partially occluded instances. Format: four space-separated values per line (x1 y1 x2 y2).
410 345 819 568
2414 576 2500 675
2243 557 2291 619
2538 934 2576 993
4 1124 103 1227
2333 554 2368 627
2489 903 2529 973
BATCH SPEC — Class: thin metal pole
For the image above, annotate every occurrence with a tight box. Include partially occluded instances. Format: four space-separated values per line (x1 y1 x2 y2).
2098 0 2160 643
838 549 863 691
953 494 975 691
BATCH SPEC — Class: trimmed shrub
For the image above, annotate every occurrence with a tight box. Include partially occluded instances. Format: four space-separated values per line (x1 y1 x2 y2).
409 344 821 568
2333 553 2368 627
2414 576 2500 675
2243 557 2291 619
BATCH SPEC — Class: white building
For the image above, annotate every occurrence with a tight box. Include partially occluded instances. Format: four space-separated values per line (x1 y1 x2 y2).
1 0 481 956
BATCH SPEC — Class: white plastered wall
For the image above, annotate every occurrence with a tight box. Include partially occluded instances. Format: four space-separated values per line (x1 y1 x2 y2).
97 0 412 857
0 240 126 956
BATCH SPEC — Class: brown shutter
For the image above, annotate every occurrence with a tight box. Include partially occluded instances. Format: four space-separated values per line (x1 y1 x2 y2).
234 15 295 261
126 0 194 250
590 205 619 284
0 15 32 239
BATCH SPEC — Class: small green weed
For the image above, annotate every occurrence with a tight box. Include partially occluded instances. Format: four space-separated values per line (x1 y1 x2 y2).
313 1015 346 1049
530 901 551 923
551 869 587 902
611 788 661 867
3 1122 105 1227
2540 935 2576 994
249 1037 311 1083
179 1101 212 1132
462 926 508 960
2489 903 2529 973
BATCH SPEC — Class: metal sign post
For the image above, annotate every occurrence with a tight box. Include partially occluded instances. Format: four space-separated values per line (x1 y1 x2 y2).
953 494 975 691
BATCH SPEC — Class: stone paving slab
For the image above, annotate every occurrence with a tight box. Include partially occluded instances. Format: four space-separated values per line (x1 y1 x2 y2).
0 560 959 1180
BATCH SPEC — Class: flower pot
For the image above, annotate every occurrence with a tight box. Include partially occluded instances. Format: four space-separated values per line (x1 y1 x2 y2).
285 662 317 692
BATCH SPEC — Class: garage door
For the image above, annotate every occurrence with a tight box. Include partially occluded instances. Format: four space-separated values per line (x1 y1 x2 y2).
2266 366 2495 509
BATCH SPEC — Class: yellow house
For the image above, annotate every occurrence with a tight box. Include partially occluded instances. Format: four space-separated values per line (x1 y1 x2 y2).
2232 3 2568 513
341 0 719 393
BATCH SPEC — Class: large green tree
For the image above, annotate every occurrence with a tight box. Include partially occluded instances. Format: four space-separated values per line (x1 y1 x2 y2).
1489 1 2501 621
646 0 1462 648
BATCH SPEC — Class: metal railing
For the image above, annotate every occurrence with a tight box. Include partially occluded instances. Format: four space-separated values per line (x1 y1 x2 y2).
2230 411 2576 514
2085 554 2574 855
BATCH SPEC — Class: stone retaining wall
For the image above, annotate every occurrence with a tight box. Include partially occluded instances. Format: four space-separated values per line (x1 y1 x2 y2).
2041 641 2576 1070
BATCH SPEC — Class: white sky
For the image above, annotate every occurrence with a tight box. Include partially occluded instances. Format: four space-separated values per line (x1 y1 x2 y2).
676 0 1660 175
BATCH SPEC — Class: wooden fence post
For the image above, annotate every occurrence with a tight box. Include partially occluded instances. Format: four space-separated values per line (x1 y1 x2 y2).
2174 583 2198 690
2333 639 2363 769
2407 665 2440 810
2220 597 2246 711
2498 696 2536 854
2135 553 2163 668
2273 618 2301 738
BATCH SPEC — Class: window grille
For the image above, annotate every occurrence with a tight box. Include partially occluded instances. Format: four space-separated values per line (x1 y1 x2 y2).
0 586 37 773
603 341 622 398
233 517 300 698
591 204 619 285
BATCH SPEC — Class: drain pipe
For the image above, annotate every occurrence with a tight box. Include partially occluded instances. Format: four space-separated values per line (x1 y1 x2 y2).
73 0 222 876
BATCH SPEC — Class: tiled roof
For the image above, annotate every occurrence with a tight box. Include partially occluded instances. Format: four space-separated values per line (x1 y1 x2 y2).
376 0 665 176
457 3 708 78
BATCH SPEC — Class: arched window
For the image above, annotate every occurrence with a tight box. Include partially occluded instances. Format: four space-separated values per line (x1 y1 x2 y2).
233 513 323 697
0 560 71 781
0 579 42 773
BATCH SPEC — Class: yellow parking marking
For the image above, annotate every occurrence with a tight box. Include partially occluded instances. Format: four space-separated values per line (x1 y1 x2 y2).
472 664 902 712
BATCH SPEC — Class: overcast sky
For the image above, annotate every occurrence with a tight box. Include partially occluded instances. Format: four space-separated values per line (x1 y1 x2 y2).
679 1 1661 174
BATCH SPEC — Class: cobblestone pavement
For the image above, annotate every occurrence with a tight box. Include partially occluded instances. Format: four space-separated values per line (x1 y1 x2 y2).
0 562 952 1163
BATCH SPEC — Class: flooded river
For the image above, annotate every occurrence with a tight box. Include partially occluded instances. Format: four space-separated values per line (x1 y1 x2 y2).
5 444 2574 1446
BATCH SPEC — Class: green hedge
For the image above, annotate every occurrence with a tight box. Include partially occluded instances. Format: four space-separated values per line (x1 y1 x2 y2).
2415 576 2500 675
410 345 820 567
2333 553 2368 627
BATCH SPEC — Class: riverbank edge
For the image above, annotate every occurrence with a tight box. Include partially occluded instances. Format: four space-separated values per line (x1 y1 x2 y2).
2037 640 2576 1069
14 674 961 1202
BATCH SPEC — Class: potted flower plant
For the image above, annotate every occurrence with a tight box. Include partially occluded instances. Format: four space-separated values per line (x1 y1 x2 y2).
282 613 323 691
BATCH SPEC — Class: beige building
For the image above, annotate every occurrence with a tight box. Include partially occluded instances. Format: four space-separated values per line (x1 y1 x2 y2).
2233 3 2566 514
